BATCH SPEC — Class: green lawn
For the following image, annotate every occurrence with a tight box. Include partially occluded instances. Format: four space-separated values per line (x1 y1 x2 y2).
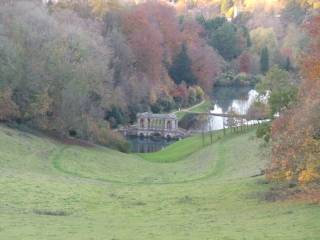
175 100 212 119
138 129 229 163
188 99 213 113
0 124 319 240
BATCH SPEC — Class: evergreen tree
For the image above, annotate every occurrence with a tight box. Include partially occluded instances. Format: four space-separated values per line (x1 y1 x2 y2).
198 16 226 32
169 44 197 86
260 47 270 74
285 57 292 71
242 26 252 47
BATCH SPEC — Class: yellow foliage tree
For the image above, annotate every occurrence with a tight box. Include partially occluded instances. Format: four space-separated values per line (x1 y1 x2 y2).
89 0 120 19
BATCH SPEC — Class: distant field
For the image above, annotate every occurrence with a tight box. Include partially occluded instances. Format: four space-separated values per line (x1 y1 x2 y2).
0 125 319 240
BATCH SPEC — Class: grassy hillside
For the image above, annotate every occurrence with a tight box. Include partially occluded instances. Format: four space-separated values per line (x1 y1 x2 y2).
0 125 319 239
137 131 219 163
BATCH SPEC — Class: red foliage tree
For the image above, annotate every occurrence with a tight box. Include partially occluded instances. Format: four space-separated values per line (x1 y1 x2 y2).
182 19 224 91
121 2 182 84
238 51 251 74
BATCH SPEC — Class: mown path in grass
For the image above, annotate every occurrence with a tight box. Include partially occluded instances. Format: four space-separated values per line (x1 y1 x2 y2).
173 99 212 119
0 125 319 240
52 133 223 184
52 128 250 184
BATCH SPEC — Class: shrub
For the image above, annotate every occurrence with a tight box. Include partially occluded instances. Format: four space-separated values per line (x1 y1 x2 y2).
256 122 271 143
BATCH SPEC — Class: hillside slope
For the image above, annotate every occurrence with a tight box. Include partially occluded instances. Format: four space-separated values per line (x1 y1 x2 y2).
0 125 319 239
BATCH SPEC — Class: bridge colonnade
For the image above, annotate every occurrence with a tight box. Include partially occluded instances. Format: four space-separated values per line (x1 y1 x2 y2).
136 112 179 138
139 118 177 131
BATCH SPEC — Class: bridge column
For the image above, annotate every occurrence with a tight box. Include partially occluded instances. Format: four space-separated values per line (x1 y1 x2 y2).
167 120 172 130
150 118 154 129
144 117 148 129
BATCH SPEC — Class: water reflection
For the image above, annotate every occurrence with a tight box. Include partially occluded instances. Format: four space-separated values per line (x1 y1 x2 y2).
212 86 253 112
128 136 176 153
208 87 260 131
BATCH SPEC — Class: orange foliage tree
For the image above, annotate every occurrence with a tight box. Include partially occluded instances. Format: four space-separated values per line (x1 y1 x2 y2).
121 2 181 85
267 15 320 185
182 19 224 91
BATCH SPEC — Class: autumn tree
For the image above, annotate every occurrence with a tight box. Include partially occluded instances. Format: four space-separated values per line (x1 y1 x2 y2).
0 2 129 149
220 0 234 15
89 0 120 19
121 2 182 85
182 18 224 91
267 15 320 185
238 51 251 74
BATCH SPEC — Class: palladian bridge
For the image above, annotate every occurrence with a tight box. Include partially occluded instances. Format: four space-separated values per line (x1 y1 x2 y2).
121 112 187 139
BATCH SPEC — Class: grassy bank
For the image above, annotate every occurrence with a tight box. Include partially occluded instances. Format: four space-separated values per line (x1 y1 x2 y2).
0 125 319 239
175 100 212 119
138 128 236 163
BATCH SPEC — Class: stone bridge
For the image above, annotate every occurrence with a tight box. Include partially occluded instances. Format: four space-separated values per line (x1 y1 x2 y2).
121 112 187 139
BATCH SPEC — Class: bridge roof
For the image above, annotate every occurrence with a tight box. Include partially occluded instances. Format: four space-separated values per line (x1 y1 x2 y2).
137 112 178 120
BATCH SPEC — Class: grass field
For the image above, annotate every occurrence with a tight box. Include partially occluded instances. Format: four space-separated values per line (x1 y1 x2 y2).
175 100 212 119
0 124 319 239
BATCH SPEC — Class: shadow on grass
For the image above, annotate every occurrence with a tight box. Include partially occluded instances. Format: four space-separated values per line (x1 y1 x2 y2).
33 209 70 217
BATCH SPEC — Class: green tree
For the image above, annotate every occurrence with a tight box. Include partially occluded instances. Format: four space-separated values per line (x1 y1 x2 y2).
198 16 227 32
169 44 197 86
211 22 241 61
268 88 298 115
242 26 251 47
260 47 269 74
256 122 271 143
257 66 298 116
